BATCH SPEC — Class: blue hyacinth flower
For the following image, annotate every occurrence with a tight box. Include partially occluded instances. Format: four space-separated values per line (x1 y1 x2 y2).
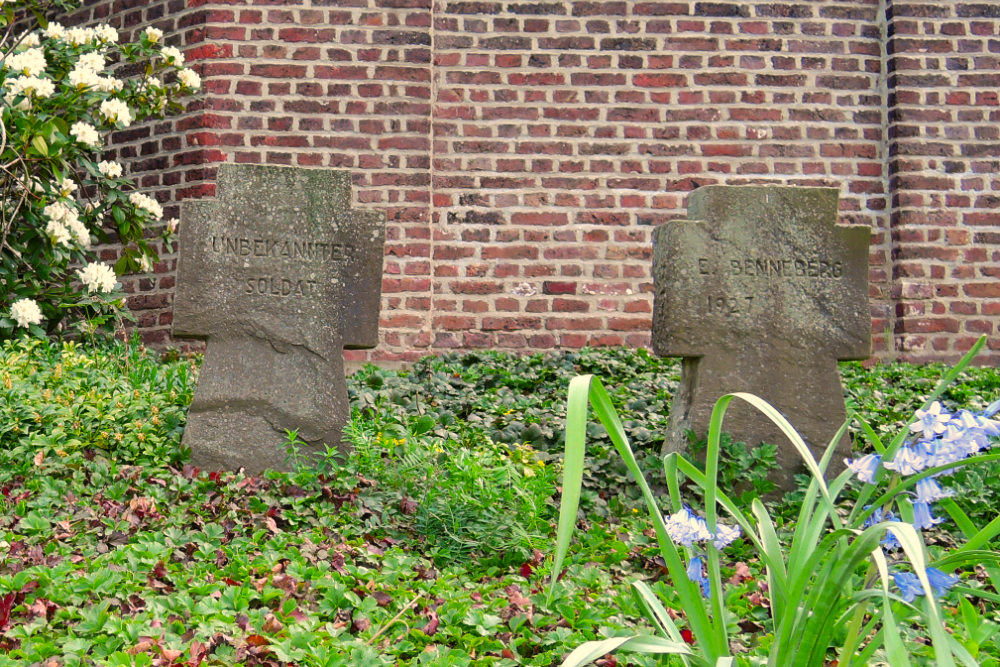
914 478 954 504
862 505 896 528
686 556 710 598
912 500 945 530
910 401 951 439
925 567 960 597
893 571 925 603
883 445 931 476
665 506 712 547
845 453 881 484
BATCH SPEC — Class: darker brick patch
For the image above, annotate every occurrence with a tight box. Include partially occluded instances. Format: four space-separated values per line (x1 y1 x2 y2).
542 281 576 295
694 2 749 18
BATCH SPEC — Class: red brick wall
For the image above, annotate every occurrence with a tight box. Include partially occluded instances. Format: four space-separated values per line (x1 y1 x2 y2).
887 2 1000 362
65 0 999 364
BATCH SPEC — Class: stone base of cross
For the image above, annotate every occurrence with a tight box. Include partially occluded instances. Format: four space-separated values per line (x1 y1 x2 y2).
652 185 871 488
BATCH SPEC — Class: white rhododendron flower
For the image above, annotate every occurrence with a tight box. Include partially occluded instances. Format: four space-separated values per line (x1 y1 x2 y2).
166 218 179 234
10 298 43 328
44 200 76 225
68 65 101 89
6 75 55 99
5 48 47 76
21 33 41 48
43 201 88 247
161 46 184 65
55 178 78 196
78 53 106 71
177 68 201 89
70 121 100 147
129 192 163 220
144 27 163 43
43 22 66 40
94 24 118 43
96 76 123 93
100 99 132 126
77 262 117 294
65 27 96 46
98 160 123 178
68 218 91 248
139 255 153 273
45 219 72 246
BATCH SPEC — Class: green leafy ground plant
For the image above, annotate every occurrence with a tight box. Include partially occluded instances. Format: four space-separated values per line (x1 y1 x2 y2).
550 336 1000 666
2 339 999 665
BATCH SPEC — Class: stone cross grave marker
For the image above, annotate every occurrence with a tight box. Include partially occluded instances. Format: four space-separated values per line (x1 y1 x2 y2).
652 185 870 486
173 164 385 473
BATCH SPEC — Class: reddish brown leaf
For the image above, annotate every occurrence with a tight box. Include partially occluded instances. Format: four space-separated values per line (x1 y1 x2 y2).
0 592 16 631
129 638 156 654
246 634 269 647
262 613 283 633
421 610 439 636
187 640 210 667
329 551 346 574
728 562 752 585
159 648 183 661
400 497 417 515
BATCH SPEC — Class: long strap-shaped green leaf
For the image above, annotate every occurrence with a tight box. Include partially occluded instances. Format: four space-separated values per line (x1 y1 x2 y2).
548 375 722 661
560 634 694 667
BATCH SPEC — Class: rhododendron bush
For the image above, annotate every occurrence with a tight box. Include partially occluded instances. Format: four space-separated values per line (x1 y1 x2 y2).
0 0 198 338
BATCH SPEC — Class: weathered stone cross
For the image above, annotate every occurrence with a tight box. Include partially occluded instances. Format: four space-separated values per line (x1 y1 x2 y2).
652 185 870 486
173 164 385 473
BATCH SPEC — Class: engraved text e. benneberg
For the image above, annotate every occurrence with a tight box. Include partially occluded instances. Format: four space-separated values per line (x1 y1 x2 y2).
697 255 844 316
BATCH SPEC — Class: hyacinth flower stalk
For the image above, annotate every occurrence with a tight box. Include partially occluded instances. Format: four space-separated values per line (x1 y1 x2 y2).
549 334 997 667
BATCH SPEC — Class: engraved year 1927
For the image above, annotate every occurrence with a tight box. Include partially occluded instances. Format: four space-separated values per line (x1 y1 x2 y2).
706 295 754 315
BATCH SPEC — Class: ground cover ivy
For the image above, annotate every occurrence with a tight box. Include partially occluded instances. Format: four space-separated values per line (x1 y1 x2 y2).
0 338 998 665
